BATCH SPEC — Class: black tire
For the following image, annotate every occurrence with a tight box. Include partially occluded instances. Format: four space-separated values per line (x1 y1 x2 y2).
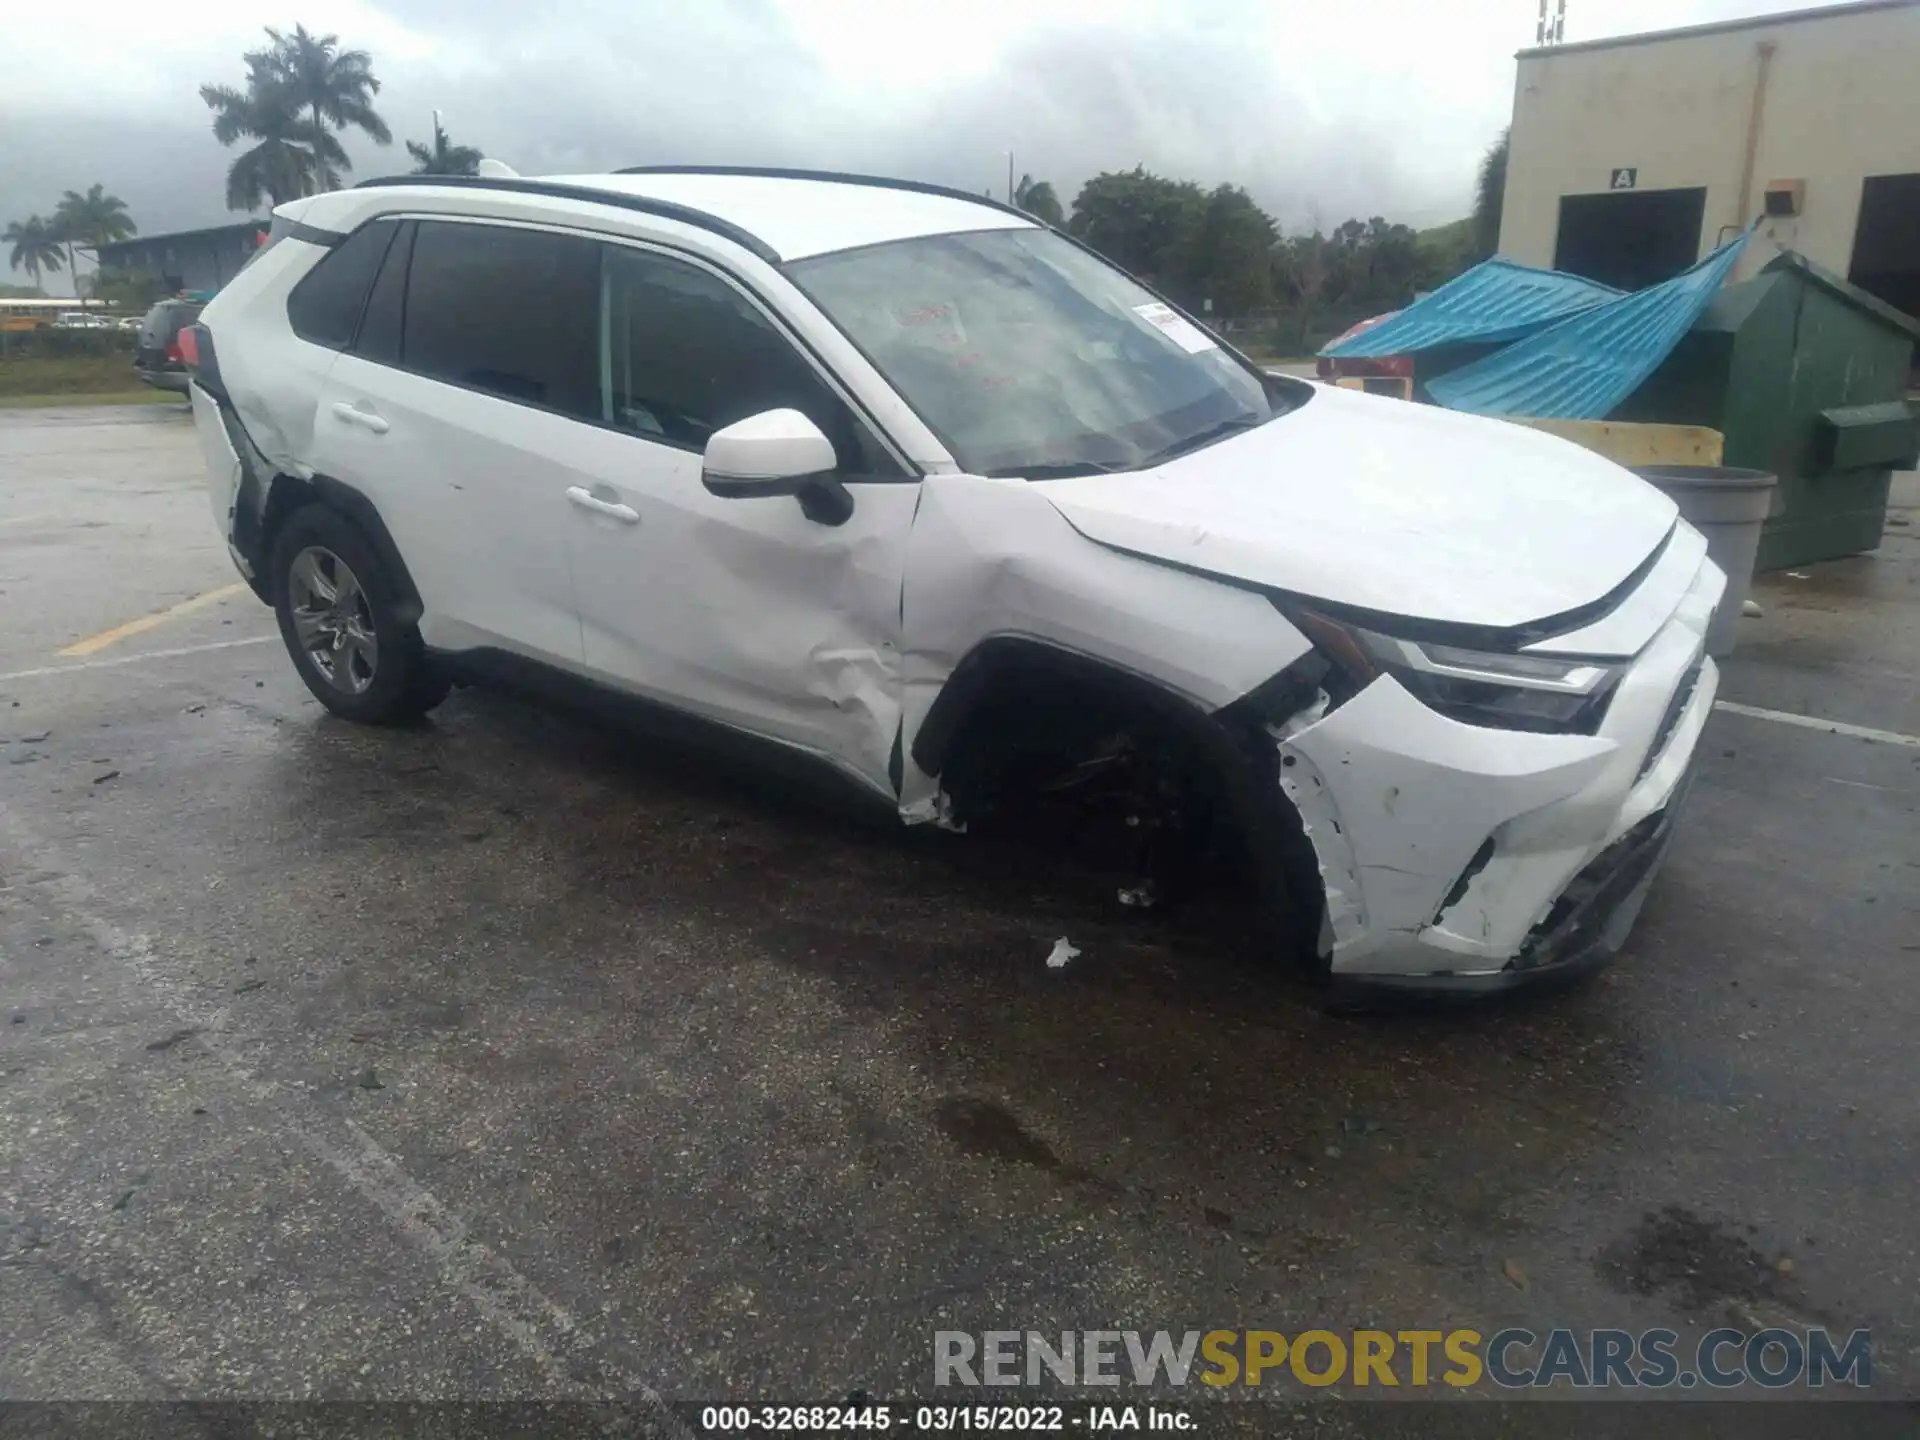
269 503 449 724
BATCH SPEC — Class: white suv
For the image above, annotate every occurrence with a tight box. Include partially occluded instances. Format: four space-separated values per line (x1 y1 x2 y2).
186 166 1723 999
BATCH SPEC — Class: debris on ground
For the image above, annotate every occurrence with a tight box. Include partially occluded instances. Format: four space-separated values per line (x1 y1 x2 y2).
144 1028 197 1052
357 1067 384 1091
233 978 266 994
20 732 49 743
1044 938 1081 970
1741 599 1763 617
1502 1258 1529 1290
92 770 120 785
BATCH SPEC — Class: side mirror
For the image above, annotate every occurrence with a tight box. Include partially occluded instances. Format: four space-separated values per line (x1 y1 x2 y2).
701 408 852 525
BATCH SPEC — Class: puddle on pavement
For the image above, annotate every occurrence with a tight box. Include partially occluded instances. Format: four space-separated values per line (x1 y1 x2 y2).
1597 1203 1790 1310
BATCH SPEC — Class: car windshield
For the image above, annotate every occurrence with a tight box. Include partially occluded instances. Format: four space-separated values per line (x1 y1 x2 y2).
788 228 1287 477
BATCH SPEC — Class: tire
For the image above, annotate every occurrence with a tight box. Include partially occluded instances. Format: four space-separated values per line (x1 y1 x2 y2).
269 503 449 724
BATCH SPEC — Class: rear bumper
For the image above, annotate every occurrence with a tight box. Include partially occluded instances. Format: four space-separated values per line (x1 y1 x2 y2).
136 365 191 393
1277 552 1724 997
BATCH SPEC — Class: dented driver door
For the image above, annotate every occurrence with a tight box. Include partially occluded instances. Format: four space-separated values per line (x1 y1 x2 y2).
562 242 916 797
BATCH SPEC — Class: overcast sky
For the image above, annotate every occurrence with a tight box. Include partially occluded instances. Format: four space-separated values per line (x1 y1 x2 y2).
2 0 1849 294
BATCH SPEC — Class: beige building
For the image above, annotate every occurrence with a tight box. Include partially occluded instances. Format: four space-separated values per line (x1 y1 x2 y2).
1498 0 1920 318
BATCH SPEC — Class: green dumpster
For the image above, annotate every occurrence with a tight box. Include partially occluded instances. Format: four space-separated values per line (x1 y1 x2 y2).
1615 251 1920 571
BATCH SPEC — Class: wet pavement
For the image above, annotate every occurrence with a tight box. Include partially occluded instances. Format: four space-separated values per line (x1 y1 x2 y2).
2 405 1917 1433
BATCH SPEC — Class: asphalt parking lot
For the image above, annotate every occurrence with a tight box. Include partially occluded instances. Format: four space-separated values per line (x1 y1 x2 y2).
2 403 1917 1432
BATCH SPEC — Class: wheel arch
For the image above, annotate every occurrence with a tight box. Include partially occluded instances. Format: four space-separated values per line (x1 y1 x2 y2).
251 472 424 626
911 635 1327 951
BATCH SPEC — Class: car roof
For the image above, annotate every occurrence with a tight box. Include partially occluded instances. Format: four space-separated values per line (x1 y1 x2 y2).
354 167 1037 263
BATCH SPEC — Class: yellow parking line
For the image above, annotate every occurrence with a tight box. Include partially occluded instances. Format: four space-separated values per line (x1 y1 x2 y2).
58 582 251 658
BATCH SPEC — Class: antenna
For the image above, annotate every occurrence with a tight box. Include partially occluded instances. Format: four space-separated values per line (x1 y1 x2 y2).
1536 0 1566 44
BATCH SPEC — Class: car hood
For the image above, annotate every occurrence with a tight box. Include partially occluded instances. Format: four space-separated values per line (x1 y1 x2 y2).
1037 384 1679 631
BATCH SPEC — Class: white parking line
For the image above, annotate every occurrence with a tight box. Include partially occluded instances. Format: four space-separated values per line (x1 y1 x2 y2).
0 635 276 684
1715 700 1920 749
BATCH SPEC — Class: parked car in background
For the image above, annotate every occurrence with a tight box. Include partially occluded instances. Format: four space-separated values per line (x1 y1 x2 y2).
55 310 118 330
184 166 1723 1000
133 298 204 392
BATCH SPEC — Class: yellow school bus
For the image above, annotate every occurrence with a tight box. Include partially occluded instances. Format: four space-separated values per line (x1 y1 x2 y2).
0 297 71 332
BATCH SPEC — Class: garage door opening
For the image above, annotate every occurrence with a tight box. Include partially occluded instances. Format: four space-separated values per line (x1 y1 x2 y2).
1849 173 1920 323
1554 188 1708 291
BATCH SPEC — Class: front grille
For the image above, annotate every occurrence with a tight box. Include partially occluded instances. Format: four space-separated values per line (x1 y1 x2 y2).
1637 658 1702 780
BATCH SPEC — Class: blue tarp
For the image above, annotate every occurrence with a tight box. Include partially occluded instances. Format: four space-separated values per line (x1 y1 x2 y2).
1319 258 1622 358
1426 228 1753 419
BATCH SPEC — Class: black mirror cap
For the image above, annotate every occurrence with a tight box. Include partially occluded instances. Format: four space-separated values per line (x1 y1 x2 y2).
701 468 852 527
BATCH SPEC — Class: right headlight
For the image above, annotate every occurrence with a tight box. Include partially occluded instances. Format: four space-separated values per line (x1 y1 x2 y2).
1290 608 1623 734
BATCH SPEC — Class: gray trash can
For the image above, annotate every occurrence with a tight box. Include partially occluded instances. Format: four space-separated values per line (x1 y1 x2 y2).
1629 465 1778 658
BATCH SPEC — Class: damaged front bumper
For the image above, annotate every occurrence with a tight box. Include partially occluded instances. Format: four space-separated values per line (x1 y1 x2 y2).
1276 552 1724 997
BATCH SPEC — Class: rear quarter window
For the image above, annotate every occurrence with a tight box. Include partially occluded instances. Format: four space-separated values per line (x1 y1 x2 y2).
286 219 399 351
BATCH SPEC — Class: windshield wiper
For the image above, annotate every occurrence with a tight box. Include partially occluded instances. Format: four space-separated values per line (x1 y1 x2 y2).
1135 412 1270 469
982 461 1125 479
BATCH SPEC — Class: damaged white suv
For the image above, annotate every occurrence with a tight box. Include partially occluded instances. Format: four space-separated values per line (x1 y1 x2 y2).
186 166 1722 999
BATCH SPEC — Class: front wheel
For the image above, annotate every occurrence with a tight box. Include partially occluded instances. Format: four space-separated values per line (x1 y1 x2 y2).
270 504 449 724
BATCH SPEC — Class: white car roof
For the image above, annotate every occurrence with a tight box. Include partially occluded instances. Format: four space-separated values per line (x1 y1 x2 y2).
537 170 1035 261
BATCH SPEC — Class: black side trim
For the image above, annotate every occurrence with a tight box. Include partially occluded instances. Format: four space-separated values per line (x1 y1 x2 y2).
352 175 781 264
286 219 343 248
438 647 899 827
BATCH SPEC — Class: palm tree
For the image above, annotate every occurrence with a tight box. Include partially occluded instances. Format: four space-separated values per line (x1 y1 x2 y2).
51 185 136 309
1471 129 1510 262
1013 174 1064 227
4 215 66 292
406 117 483 177
253 24 390 190
202 56 347 211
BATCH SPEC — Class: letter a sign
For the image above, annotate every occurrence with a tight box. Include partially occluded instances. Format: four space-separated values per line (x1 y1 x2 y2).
1610 168 1638 190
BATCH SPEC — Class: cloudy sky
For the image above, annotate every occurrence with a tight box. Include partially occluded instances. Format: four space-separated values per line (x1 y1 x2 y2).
3 0 1848 293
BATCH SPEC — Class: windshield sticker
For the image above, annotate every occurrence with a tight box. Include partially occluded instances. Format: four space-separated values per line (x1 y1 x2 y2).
1131 302 1218 355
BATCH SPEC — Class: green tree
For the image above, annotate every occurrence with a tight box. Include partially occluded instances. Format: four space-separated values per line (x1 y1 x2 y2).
51 185 136 309
1471 128 1510 262
1011 174 1063 227
406 118 483 177
202 54 346 211
4 215 66 292
1067 167 1208 301
86 266 170 310
253 24 391 191
1184 184 1277 317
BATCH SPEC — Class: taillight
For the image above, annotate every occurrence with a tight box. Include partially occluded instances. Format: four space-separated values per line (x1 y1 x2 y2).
176 325 200 368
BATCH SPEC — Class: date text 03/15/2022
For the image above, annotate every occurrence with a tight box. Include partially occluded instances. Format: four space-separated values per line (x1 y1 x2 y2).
696 1405 1194 1433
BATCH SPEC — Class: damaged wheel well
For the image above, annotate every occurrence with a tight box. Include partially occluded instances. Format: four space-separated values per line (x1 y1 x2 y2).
248 473 424 626
915 637 1326 960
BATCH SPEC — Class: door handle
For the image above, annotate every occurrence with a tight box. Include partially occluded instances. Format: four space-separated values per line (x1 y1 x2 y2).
331 402 389 434
565 486 640 523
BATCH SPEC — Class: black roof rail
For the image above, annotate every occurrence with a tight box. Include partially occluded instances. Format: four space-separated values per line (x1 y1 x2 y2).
614 165 1036 223
351 174 781 264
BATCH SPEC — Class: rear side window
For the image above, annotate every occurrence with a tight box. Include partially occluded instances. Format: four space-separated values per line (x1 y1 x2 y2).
402 221 599 419
287 219 397 350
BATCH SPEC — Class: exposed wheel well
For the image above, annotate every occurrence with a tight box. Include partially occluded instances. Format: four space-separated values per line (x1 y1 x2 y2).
915 637 1325 956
